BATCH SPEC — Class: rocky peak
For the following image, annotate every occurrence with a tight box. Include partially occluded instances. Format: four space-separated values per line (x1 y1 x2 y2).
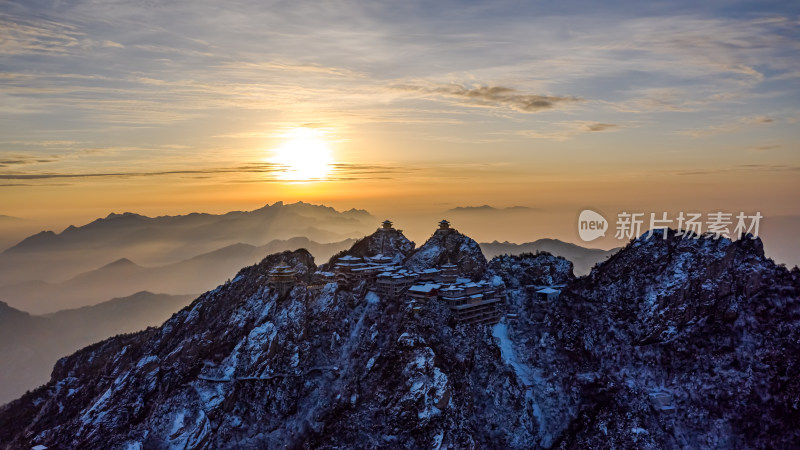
568 228 776 344
404 222 487 279
325 221 415 266
2 230 57 254
542 229 800 448
487 252 574 290
104 212 146 220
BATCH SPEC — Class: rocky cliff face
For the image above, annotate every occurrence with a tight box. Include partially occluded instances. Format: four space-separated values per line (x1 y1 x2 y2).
1 229 798 449
569 229 770 344
487 252 574 289
550 230 800 448
0 248 535 449
405 227 487 279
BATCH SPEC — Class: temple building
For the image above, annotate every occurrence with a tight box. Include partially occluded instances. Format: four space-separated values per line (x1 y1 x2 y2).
333 255 368 286
366 254 394 265
407 283 440 302
334 253 399 287
314 271 336 284
438 219 451 230
535 287 561 301
376 268 418 299
437 280 503 324
381 219 394 230
269 263 298 296
417 267 441 282
439 263 459 284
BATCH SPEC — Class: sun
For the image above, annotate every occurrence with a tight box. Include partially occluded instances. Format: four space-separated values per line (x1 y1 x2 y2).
270 128 334 181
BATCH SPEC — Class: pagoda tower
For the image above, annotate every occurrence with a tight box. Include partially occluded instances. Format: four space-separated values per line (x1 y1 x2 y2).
268 262 297 297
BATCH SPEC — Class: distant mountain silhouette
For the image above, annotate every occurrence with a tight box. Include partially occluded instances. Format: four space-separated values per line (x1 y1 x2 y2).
0 291 194 405
0 201 374 286
479 238 619 276
0 237 355 314
447 205 534 213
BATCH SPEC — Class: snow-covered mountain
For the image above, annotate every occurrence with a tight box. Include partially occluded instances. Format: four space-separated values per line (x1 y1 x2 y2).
487 252 574 289
324 221 415 266
0 227 797 448
405 222 487 279
0 292 195 405
480 238 618 276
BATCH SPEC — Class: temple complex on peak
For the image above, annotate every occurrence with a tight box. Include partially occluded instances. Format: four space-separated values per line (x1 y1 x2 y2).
314 219 503 325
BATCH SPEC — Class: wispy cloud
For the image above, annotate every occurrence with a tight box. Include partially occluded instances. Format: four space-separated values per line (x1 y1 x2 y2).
749 144 781 152
0 140 82 147
216 60 367 79
0 161 416 185
675 164 799 176
679 115 774 137
447 205 538 213
519 121 624 141
394 83 581 113
581 123 619 132
0 157 62 168
0 15 123 56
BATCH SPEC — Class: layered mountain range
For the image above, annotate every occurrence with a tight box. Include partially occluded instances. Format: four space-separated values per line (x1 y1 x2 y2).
0 205 617 411
1 224 797 448
0 237 356 315
0 203 614 315
0 292 195 405
0 201 374 288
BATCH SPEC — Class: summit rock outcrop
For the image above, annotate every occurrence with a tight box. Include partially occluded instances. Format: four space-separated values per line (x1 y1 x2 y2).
405 221 487 279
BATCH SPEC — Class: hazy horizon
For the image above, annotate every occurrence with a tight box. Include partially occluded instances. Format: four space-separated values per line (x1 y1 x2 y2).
2 201 798 270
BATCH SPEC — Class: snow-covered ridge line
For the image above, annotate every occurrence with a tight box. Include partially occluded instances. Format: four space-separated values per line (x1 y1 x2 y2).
0 227 798 449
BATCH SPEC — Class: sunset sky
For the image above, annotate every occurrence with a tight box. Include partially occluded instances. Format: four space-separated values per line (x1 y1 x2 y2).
1 1 798 262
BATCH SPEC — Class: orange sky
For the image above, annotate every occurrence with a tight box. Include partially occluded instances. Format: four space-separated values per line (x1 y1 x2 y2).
1 1 798 265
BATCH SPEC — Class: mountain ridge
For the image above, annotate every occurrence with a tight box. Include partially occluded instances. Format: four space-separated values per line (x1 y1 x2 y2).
0 291 195 405
0 202 375 287
405 223 487 279
480 238 619 276
1 227 796 447
0 237 356 314
324 222 416 267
